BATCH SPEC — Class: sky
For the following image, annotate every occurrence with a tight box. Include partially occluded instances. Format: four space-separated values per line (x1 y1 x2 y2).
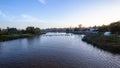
0 0 120 29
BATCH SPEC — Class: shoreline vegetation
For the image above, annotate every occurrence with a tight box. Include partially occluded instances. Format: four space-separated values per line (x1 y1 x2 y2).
0 34 33 42
82 34 120 54
0 26 45 42
79 21 120 54
74 21 120 54
0 34 42 42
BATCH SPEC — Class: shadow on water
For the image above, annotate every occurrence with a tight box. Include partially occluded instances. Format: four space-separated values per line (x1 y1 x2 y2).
0 43 3 54
26 36 41 45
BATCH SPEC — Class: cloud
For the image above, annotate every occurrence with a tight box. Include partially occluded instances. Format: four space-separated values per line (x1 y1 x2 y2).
0 10 6 17
7 14 46 23
0 11 45 23
38 0 45 4
0 13 46 29
19 14 45 23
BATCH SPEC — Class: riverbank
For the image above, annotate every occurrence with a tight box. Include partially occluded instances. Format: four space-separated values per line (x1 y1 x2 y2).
82 34 120 54
0 34 34 42
0 33 45 42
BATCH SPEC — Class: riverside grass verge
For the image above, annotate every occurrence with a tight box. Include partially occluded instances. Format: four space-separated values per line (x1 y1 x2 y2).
0 34 42 42
82 33 120 54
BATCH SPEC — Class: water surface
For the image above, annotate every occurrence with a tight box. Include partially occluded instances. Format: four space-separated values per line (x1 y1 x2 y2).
0 33 120 68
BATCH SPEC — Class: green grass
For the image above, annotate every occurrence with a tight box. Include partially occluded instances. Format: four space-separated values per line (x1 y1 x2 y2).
0 34 34 42
82 33 120 54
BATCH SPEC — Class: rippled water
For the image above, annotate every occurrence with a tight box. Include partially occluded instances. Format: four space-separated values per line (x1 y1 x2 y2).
0 33 120 68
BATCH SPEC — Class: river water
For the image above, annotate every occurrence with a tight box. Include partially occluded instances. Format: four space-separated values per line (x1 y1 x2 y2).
0 33 120 68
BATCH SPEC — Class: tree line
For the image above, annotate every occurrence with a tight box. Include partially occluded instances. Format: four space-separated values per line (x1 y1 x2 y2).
98 21 120 34
0 26 41 35
66 21 120 35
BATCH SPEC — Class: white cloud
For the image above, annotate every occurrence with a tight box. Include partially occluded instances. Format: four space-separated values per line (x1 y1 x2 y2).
38 0 45 4
0 11 46 23
19 14 45 23
0 10 6 17
7 14 45 23
0 13 46 29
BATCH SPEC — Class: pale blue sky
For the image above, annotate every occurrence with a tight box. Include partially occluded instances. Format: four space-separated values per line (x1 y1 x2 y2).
0 0 120 29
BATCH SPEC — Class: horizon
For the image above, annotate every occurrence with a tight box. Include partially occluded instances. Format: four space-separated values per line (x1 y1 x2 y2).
0 0 120 29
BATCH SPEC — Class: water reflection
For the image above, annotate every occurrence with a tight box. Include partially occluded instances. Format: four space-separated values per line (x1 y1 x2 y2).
0 43 3 54
22 36 42 50
43 32 72 37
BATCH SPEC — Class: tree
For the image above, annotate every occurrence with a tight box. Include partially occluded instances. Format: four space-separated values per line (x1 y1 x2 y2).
93 25 97 29
34 27 40 34
109 21 120 34
26 26 41 34
21 30 26 34
98 25 109 32
26 26 35 34
7 28 17 33
78 24 82 30
66 28 71 33
74 27 79 32
0 28 1 32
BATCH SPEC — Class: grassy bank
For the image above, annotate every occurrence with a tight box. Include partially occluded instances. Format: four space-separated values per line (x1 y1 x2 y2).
82 34 120 54
0 34 39 42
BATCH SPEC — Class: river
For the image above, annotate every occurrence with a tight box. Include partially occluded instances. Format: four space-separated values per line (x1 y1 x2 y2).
0 33 120 68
